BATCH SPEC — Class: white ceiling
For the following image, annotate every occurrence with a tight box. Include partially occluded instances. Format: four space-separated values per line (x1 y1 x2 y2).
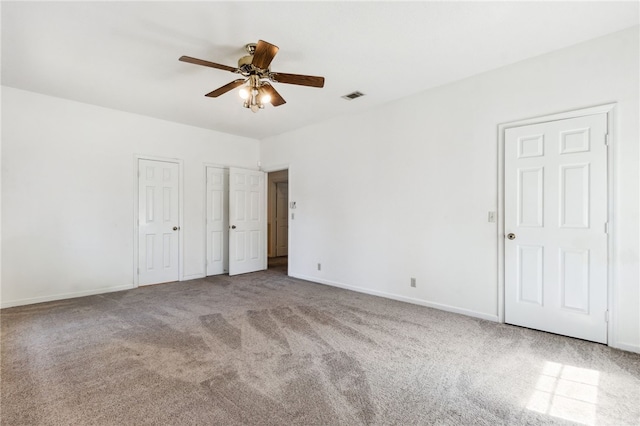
2 1 638 140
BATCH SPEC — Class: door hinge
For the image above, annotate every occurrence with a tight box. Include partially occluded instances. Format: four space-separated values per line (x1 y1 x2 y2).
605 310 609 323
605 134 610 146
604 222 609 234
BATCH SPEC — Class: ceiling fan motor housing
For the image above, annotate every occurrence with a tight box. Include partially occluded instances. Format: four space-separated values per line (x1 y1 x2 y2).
237 43 258 71
238 55 253 68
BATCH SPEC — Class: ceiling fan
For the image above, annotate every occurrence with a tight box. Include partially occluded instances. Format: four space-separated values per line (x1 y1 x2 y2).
179 40 325 112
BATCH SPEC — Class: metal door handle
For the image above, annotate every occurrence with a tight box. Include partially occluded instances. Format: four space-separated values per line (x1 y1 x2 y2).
231 225 236 229
173 226 180 231
507 233 516 240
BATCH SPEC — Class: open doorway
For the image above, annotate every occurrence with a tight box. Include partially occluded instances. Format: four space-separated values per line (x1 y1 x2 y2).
267 169 288 274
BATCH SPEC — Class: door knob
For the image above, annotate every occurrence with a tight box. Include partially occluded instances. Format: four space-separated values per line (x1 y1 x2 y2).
507 233 516 240
173 226 180 231
231 225 236 229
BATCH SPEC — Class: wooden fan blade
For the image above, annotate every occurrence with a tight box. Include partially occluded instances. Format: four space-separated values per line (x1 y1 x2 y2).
205 79 246 98
270 72 324 88
179 56 238 73
261 84 286 107
252 40 279 70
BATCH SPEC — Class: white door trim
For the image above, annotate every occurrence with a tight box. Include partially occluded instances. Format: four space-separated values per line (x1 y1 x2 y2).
497 103 616 345
133 155 184 287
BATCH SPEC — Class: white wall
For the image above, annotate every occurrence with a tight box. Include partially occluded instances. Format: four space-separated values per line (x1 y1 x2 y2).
1 87 259 307
260 27 640 351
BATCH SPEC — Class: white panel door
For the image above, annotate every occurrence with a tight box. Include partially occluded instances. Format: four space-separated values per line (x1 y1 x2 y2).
505 113 608 343
138 159 180 286
206 167 229 276
275 182 289 257
229 168 266 276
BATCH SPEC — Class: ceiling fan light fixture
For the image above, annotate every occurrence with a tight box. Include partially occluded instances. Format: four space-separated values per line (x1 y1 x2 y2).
241 81 266 112
239 87 250 99
239 77 272 112
258 86 271 104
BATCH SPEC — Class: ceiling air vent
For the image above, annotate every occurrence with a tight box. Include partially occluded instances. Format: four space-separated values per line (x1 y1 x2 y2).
341 91 365 100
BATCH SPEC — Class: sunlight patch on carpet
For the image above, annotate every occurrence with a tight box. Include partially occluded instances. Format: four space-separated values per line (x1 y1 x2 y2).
527 361 600 425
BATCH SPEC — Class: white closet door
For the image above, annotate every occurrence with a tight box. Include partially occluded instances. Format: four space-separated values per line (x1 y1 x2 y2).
206 167 229 276
229 168 266 276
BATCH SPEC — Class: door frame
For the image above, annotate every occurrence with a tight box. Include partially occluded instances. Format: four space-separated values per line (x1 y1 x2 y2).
133 155 184 287
497 103 616 345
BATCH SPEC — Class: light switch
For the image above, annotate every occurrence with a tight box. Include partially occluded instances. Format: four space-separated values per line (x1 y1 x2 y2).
488 211 496 223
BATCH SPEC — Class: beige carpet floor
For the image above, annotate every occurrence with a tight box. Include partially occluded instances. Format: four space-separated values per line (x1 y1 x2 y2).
1 269 639 425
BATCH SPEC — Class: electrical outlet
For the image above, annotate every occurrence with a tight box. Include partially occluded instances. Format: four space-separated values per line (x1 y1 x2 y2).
410 277 416 288
317 263 322 271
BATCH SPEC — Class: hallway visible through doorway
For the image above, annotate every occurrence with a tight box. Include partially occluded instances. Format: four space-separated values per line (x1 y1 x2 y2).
267 170 289 275
268 256 288 274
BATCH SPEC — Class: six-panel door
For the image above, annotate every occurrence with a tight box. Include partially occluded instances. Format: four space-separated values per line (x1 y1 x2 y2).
505 113 608 343
229 167 266 276
138 159 180 286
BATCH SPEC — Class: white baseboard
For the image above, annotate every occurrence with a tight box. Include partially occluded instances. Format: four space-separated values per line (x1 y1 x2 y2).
0 284 135 309
611 341 640 354
289 273 499 323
